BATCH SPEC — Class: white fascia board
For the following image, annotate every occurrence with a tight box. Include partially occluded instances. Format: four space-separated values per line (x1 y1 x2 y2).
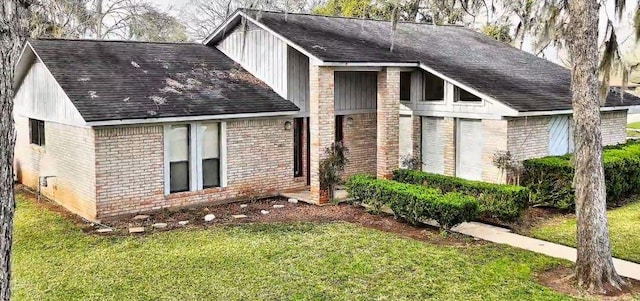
86 111 299 127
13 42 32 87
203 10 243 45
515 106 632 117
319 62 419 67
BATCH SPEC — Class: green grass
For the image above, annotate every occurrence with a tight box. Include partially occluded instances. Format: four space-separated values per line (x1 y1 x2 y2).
531 201 640 264
12 195 575 301
627 122 640 129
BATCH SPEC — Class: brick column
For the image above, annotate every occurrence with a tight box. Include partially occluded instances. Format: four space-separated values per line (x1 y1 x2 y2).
443 117 456 176
376 68 400 179
309 65 335 204
412 115 422 164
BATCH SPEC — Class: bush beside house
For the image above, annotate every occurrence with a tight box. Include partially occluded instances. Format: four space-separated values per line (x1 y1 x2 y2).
392 169 528 221
522 141 640 209
346 175 478 230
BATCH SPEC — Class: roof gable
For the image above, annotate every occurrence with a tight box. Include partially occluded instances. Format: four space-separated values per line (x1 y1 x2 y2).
24 39 299 123
213 9 640 113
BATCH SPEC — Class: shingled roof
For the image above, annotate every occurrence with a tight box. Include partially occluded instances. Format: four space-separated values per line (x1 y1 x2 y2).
214 9 640 112
26 39 299 122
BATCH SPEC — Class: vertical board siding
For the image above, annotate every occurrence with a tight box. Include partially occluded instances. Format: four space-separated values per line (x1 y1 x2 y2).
217 23 288 97
548 115 570 155
335 71 377 112
287 47 309 113
410 70 423 102
14 61 85 126
421 116 445 174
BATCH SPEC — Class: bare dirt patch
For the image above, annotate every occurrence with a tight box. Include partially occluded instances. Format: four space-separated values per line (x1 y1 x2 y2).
509 206 572 235
103 198 483 246
17 187 481 246
536 266 640 300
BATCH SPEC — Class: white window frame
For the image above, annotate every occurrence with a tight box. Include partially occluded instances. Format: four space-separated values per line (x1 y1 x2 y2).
163 121 227 195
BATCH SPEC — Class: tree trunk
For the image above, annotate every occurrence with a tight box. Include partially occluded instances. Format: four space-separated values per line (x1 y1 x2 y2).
567 0 626 294
0 1 30 300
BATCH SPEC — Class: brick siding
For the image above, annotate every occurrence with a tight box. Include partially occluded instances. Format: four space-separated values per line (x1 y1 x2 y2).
94 118 307 219
507 116 551 162
15 116 97 219
342 113 377 178
443 117 456 176
376 68 400 179
601 110 627 146
309 65 335 204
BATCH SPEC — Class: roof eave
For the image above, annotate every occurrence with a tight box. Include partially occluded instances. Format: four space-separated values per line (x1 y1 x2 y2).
515 106 634 117
85 110 300 127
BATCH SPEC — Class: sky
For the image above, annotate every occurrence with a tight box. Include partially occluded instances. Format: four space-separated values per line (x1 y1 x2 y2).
149 0 190 13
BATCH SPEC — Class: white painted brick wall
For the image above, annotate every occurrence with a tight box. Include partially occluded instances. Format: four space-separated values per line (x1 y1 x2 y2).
15 116 97 219
601 110 627 146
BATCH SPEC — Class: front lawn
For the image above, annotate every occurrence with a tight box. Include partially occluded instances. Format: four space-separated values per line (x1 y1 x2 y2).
531 201 640 264
12 194 573 300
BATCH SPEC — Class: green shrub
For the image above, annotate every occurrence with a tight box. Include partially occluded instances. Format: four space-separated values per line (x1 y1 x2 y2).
346 175 478 230
392 169 528 221
522 141 640 210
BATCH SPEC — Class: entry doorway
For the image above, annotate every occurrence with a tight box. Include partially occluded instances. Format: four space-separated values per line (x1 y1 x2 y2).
293 117 311 185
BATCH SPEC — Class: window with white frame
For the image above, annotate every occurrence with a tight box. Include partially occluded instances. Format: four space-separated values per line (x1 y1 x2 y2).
165 122 225 194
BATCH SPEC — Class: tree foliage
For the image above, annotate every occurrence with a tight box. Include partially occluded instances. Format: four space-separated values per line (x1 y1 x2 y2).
482 23 512 42
29 0 189 41
179 0 317 41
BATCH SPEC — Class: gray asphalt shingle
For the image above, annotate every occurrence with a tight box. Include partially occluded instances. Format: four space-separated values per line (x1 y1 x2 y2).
29 39 299 122
240 9 640 112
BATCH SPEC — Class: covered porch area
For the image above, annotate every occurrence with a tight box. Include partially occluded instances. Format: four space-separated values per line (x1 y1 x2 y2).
304 66 403 204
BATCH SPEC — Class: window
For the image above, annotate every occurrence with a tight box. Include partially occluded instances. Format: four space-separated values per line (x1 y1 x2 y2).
29 119 45 146
293 118 304 177
165 122 224 194
201 123 220 189
168 125 190 193
400 72 412 101
456 87 482 102
335 115 344 143
423 71 444 101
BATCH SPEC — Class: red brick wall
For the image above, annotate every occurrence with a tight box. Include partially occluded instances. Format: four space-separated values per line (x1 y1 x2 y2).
342 113 377 178
94 118 307 219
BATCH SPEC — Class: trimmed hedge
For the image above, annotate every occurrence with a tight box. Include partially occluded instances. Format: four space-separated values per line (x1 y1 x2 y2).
522 141 640 210
392 169 528 221
346 175 478 229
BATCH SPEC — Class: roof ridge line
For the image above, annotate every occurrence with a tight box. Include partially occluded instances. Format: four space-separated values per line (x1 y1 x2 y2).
31 38 199 45
240 8 466 27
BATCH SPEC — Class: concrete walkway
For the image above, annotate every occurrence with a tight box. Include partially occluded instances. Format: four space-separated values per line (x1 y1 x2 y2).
278 191 640 280
451 221 640 281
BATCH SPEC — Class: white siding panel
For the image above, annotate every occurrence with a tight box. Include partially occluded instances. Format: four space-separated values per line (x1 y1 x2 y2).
217 25 288 97
335 71 377 113
399 115 413 167
13 61 85 126
456 119 483 180
549 115 570 155
421 117 445 174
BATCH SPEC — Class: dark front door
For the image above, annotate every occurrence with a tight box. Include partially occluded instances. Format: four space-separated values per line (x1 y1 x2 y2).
306 117 310 185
